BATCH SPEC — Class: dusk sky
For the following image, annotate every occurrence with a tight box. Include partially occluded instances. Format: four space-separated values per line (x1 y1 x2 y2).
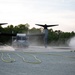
0 0 75 32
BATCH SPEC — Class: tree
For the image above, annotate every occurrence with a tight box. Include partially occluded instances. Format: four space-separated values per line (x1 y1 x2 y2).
29 27 41 34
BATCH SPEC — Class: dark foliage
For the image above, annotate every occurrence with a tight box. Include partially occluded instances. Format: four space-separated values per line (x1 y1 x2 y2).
0 24 75 46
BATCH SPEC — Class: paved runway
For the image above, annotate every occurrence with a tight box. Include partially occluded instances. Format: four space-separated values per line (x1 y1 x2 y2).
0 49 75 75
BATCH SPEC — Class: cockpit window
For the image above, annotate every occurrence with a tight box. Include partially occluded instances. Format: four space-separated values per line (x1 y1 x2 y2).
17 36 27 40
22 36 27 40
17 36 21 40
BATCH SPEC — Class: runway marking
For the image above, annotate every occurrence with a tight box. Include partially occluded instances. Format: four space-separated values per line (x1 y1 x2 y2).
15 53 42 64
1 53 15 63
0 52 75 63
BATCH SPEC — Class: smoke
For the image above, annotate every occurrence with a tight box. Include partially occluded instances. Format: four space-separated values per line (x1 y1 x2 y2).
0 44 15 51
29 36 44 46
68 36 75 49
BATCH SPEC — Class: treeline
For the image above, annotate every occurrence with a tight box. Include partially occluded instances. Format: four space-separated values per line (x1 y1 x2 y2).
0 23 29 44
0 23 75 46
48 29 75 46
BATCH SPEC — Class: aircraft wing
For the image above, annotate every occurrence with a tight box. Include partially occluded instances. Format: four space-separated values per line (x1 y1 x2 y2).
0 32 44 36
27 33 44 36
0 33 16 36
0 23 8 25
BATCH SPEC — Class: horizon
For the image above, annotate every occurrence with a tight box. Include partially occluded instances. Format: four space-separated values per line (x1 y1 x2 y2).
2 23 75 33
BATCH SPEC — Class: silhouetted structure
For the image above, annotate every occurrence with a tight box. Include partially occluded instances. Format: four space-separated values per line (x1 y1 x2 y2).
35 24 58 47
0 23 8 25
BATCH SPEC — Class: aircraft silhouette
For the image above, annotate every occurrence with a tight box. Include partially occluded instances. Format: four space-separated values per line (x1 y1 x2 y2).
0 23 58 48
0 23 16 36
35 24 58 47
0 23 8 25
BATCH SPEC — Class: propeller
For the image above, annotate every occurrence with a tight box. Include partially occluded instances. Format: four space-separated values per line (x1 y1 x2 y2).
35 24 58 27
0 23 8 25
